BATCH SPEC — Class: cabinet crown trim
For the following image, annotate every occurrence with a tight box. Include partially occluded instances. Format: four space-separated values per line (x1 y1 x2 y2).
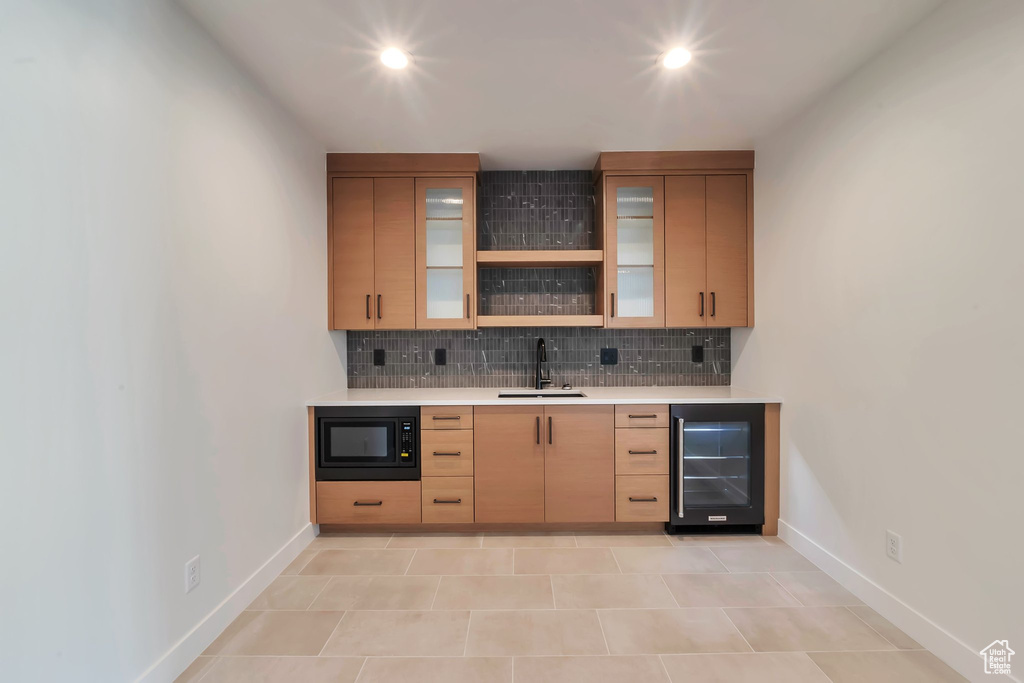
594 150 754 175
327 153 481 174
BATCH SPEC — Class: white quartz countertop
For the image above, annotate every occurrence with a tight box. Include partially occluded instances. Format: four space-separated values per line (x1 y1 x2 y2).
306 386 780 407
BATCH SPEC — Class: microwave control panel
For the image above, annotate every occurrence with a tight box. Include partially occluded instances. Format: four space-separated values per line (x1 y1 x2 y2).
400 420 415 459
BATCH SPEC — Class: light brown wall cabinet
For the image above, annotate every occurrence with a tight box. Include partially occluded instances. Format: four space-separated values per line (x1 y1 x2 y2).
329 177 416 330
596 151 754 329
327 154 480 331
665 174 750 327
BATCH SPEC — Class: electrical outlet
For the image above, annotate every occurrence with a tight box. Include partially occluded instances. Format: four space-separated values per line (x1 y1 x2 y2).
691 345 704 363
886 530 902 563
373 349 386 366
185 555 200 593
434 348 446 366
600 348 618 365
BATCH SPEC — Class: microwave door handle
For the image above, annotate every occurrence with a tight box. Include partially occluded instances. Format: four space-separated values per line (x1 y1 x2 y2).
677 417 685 518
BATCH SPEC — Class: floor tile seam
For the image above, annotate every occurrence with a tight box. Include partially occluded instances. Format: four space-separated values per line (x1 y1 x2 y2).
718 606 756 654
314 610 350 658
841 605 902 650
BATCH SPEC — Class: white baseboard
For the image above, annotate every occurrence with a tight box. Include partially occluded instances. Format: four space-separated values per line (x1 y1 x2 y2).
779 520 1017 683
135 523 318 683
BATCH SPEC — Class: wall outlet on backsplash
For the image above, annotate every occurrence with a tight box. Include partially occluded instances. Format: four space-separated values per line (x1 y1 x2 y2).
434 348 447 366
691 345 704 363
600 348 618 365
373 349 385 366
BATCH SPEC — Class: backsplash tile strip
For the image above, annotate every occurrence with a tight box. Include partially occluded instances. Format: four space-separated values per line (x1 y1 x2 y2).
347 328 730 388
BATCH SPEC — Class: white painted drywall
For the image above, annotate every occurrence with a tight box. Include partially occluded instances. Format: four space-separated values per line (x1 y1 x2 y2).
0 1 343 680
734 1 1024 680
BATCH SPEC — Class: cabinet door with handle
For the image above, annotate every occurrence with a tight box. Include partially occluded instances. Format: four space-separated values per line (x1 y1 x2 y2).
665 175 708 328
416 177 476 329
604 176 665 328
373 178 416 329
544 405 615 522
706 175 748 327
474 406 544 522
330 177 375 330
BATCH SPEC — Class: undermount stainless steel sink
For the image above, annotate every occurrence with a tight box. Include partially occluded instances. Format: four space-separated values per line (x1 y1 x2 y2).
498 389 587 398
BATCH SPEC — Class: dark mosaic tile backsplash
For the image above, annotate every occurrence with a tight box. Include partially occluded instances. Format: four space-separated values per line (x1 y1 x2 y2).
478 170 595 250
478 267 596 316
347 328 730 389
345 170 731 388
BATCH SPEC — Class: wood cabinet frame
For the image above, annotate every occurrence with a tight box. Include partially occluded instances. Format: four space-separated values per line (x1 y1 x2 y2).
415 176 477 330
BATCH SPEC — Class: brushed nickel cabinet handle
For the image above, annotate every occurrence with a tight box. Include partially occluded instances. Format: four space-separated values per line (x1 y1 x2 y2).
433 498 462 504
628 450 658 455
353 500 382 506
629 496 658 503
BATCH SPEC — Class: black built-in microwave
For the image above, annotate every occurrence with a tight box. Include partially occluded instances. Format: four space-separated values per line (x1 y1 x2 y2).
315 406 420 481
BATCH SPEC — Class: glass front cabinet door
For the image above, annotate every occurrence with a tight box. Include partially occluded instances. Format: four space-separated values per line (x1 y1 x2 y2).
415 177 476 329
604 176 665 327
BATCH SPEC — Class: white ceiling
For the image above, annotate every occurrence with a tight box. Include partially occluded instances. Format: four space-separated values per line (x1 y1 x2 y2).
181 0 940 169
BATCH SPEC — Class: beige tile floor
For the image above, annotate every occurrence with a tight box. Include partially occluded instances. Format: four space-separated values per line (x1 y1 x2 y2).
176 531 966 683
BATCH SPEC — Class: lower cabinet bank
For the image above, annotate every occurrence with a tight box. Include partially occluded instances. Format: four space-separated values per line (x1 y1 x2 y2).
309 403 780 534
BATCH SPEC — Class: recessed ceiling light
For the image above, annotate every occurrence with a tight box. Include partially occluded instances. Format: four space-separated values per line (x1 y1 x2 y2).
660 47 692 69
380 47 410 69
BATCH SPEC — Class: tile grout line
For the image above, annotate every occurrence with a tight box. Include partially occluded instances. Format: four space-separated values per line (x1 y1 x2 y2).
805 653 842 683
656 653 674 682
659 574 681 608
351 656 369 683
842 605 902 650
705 547 733 574
609 548 624 575
767 572 806 606
719 606 757 654
402 549 417 575
462 610 473 657
594 608 612 656
315 610 349 658
428 575 443 610
305 576 334 611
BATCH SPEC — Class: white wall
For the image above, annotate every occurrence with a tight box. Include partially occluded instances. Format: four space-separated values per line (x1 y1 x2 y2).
0 1 344 680
734 1 1024 680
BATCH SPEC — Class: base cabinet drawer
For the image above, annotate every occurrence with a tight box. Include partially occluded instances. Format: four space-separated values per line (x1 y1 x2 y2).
615 428 669 475
614 405 669 429
316 481 421 524
421 430 474 476
421 406 474 430
615 475 669 522
422 477 474 523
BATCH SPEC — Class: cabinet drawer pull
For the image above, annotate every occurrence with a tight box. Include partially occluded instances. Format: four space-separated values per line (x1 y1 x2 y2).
365 294 371 320
548 416 553 444
628 414 658 419
432 415 461 421
711 291 716 317
628 496 658 503
610 292 615 318
535 416 540 444
432 451 461 457
353 500 383 506
699 291 705 317
432 498 462 505
628 450 658 455
466 294 471 319
377 294 382 319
